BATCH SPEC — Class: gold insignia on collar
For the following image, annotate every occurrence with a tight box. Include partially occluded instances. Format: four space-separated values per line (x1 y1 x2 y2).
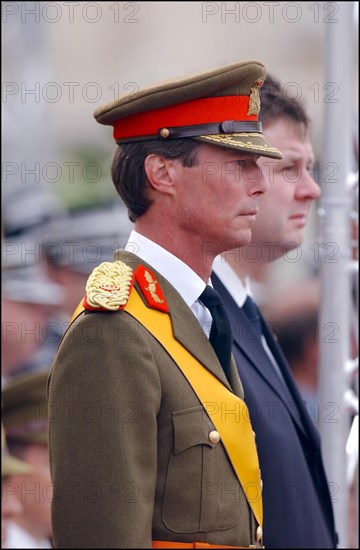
135 265 169 313
85 261 134 311
144 269 164 304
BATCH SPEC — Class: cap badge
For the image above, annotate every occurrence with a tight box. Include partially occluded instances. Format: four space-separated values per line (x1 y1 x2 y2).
135 265 169 313
247 78 263 117
84 261 134 311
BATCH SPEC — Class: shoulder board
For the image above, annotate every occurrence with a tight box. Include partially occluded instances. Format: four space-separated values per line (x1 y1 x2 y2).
83 261 169 313
84 260 134 311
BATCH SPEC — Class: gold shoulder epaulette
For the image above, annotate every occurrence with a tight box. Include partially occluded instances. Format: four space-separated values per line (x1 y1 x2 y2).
84 261 134 311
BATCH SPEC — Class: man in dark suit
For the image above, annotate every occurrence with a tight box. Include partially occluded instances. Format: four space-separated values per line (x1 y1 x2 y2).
213 75 338 548
47 61 283 548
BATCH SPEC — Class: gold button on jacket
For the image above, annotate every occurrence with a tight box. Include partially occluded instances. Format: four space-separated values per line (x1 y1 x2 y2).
208 430 221 444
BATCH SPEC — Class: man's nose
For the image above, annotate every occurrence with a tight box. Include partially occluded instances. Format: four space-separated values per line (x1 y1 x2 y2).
296 169 321 200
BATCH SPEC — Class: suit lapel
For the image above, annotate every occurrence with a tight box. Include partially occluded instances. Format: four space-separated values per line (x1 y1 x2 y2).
235 309 291 400
213 273 292 399
114 250 232 392
259 314 321 447
212 273 318 441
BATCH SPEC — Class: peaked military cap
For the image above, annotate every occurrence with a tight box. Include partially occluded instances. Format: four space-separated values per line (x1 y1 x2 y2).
2 424 33 476
2 369 50 445
2 260 64 306
94 60 282 159
43 204 132 275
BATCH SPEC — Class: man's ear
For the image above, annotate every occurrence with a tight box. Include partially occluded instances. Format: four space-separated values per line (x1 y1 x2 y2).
144 154 176 195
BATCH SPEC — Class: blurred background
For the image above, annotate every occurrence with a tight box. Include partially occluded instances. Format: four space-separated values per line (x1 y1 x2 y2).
2 2 358 283
2 2 358 284
1 2 359 548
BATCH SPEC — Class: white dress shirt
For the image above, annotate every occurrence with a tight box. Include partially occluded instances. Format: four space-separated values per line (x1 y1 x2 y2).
125 230 212 335
212 255 249 307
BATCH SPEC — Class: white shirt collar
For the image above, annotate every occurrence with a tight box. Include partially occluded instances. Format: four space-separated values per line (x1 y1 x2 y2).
125 230 206 308
212 255 249 307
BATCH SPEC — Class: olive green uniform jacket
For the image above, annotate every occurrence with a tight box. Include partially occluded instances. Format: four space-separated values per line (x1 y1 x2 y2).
47 250 261 548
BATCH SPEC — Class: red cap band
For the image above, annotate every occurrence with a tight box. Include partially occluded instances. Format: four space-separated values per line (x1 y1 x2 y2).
113 95 255 140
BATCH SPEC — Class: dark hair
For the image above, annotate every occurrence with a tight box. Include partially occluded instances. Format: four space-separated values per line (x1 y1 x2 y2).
111 139 201 222
259 74 309 129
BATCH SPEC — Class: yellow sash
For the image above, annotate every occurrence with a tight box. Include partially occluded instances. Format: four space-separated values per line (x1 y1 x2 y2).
66 289 263 527
125 287 262 527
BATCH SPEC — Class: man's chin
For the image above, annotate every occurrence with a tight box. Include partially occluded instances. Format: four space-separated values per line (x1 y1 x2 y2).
278 237 303 260
260 241 301 264
220 229 253 252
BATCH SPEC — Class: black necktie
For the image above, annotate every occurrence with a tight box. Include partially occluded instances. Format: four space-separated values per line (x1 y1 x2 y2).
242 295 263 338
199 285 232 380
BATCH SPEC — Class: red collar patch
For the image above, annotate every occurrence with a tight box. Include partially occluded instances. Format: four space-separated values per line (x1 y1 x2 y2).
135 265 169 313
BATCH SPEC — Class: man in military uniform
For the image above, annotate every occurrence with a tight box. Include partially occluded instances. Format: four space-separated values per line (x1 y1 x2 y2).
2 424 32 548
2 260 64 382
47 60 282 548
2 369 53 549
42 203 132 319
